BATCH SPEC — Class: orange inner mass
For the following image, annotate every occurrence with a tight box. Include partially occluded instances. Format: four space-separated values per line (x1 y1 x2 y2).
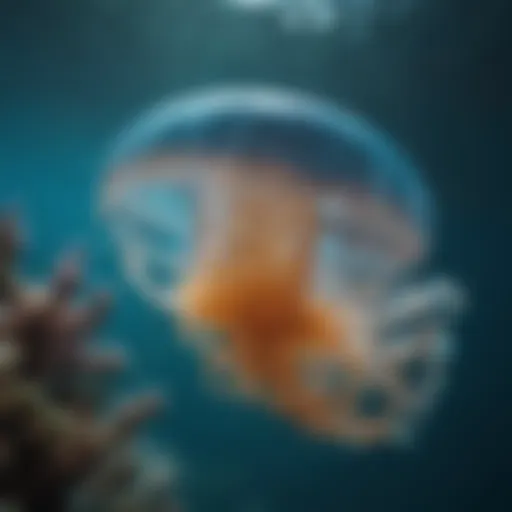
176 169 370 437
178 266 348 433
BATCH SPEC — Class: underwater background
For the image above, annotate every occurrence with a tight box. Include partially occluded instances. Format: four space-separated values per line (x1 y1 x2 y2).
0 0 510 510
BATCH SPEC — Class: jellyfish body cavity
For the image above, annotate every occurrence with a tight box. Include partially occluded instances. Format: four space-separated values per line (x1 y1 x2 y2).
101 86 463 446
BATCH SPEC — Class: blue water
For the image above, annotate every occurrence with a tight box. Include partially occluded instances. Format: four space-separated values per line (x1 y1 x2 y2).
0 0 510 510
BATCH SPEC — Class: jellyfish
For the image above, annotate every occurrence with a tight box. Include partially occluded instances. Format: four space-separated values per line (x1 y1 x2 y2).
100 86 465 446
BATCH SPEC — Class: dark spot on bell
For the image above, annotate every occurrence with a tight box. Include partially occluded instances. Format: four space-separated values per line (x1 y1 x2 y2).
355 387 390 418
401 357 428 390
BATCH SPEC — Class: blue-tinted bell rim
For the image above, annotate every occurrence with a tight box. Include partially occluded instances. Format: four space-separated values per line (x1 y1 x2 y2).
106 86 433 240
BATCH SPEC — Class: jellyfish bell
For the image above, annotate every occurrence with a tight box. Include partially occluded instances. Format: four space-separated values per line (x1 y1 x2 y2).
100 86 463 445
102 86 431 300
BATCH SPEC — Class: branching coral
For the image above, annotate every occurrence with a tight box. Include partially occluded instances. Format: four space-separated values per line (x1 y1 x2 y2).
0 217 172 511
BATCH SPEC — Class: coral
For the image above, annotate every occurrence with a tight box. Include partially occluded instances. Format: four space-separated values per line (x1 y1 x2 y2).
0 217 171 511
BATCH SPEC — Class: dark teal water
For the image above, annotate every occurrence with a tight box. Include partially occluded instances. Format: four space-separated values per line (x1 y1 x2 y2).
0 1 511 510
